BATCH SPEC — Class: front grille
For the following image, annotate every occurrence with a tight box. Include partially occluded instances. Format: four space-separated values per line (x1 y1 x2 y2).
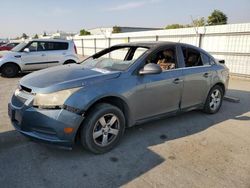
20 85 32 93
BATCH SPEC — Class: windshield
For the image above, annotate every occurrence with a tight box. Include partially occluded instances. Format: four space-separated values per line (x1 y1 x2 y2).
81 46 148 71
11 42 28 52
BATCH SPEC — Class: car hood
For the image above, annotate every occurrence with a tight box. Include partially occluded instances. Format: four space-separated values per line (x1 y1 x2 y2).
0 50 19 57
20 64 121 93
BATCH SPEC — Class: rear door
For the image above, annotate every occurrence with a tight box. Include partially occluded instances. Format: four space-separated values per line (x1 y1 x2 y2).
180 45 214 109
21 41 48 71
45 42 69 68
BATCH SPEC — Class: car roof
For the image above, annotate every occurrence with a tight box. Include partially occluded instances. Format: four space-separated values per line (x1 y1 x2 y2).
28 39 72 43
114 41 199 48
113 41 209 55
112 41 172 48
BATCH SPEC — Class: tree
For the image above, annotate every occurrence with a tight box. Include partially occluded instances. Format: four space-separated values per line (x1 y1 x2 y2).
192 17 206 27
112 26 121 33
207 10 227 26
79 29 91 36
165 24 185 29
43 32 47 37
33 34 39 39
22 33 28 39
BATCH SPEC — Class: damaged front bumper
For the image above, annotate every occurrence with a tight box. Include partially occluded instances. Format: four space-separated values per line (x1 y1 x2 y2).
8 90 84 147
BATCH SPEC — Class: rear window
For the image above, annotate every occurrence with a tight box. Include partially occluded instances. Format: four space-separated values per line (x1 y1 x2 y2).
45 42 68 51
201 53 215 65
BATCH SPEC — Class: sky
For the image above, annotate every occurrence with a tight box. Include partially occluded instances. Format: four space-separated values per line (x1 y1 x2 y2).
1 0 250 38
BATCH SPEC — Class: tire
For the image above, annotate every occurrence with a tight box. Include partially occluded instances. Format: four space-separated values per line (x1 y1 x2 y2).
1 63 19 78
80 103 125 154
203 85 223 114
64 60 76 64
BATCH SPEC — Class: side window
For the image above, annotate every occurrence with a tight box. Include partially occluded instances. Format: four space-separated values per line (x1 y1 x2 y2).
57 42 68 50
201 53 211 65
37 42 46 51
45 42 69 51
27 42 45 52
182 47 203 67
27 42 38 52
210 58 216 65
147 47 176 71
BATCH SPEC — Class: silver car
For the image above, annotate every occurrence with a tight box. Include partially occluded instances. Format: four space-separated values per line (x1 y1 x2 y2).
0 39 79 77
8 42 229 153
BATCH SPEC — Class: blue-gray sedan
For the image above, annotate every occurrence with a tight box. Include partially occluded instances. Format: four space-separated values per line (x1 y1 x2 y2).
8 42 229 153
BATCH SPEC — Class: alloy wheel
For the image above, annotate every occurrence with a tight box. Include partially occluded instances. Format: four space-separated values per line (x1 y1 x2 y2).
209 89 222 111
92 113 120 147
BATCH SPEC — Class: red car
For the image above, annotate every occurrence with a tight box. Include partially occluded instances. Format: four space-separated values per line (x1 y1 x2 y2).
0 42 19 51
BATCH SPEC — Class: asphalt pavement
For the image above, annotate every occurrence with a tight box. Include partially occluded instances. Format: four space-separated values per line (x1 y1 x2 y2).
0 76 250 188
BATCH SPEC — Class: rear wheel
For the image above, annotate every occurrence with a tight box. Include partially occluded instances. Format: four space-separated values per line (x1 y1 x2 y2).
64 60 76 64
80 103 125 154
203 85 223 114
1 63 19 78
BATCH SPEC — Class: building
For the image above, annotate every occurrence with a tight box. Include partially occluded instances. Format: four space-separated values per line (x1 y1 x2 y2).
86 27 162 36
39 31 77 40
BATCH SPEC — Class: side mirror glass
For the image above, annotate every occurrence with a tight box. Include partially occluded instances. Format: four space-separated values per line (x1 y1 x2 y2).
139 63 162 75
23 48 30 53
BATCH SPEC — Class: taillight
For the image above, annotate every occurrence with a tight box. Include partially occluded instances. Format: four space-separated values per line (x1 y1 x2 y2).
73 43 77 54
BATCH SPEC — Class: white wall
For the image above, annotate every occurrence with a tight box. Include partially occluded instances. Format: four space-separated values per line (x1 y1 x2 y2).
74 23 250 76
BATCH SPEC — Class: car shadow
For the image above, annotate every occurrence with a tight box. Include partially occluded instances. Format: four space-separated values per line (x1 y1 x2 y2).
0 88 249 188
0 72 30 78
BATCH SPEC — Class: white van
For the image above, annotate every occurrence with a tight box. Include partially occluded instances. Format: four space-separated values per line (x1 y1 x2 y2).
0 39 79 77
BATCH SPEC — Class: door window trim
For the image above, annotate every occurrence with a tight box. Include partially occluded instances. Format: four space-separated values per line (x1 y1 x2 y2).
179 45 216 68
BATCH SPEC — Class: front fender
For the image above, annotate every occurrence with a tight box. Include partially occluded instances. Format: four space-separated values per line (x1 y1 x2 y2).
0 59 22 70
65 85 129 112
64 76 135 112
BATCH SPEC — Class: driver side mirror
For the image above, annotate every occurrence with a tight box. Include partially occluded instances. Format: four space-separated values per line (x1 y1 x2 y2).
139 63 162 75
23 48 30 53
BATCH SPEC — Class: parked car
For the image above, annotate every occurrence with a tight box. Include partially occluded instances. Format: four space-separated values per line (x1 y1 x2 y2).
0 39 79 77
0 42 20 51
0 41 7 46
8 42 229 154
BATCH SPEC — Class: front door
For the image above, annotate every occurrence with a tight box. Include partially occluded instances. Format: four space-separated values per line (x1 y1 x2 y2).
134 45 183 120
21 41 48 71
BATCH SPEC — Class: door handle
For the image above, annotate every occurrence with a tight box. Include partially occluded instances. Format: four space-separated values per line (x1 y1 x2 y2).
203 72 210 78
173 78 183 84
41 54 46 56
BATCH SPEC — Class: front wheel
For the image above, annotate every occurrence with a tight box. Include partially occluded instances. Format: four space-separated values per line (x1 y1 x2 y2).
1 63 19 78
203 85 223 114
80 103 125 154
